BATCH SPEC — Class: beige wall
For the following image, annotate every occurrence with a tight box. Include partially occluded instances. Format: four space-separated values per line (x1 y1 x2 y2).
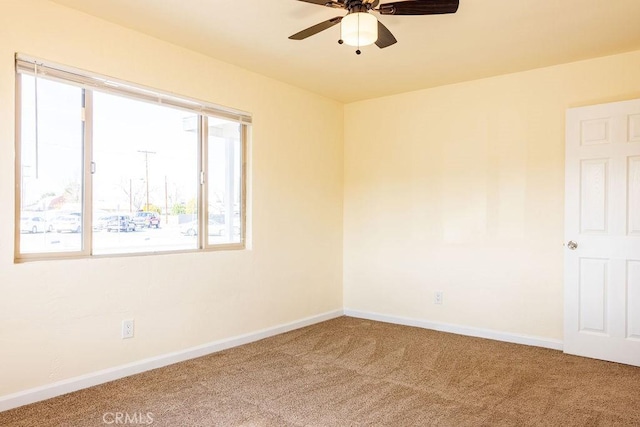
344 50 640 340
0 0 343 396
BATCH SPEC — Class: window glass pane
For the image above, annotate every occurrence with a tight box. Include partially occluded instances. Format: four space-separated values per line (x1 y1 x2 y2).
207 117 242 245
19 75 84 254
92 92 198 255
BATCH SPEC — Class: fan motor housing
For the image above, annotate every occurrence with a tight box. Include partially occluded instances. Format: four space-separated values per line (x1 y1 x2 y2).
344 1 375 13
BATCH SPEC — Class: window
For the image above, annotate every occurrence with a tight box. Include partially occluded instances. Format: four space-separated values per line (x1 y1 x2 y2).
15 56 249 260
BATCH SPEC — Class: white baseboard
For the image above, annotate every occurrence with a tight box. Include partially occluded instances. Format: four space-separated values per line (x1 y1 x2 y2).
344 309 564 351
0 309 343 413
0 308 564 413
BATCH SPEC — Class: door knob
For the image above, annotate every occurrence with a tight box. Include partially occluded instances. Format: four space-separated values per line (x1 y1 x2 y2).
567 240 578 250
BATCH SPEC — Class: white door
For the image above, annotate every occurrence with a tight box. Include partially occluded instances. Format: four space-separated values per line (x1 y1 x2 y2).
565 98 640 366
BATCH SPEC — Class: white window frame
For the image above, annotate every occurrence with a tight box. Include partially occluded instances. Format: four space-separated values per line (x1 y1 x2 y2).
14 54 250 262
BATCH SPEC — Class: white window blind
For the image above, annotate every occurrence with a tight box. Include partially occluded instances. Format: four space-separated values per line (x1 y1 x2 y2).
15 54 252 125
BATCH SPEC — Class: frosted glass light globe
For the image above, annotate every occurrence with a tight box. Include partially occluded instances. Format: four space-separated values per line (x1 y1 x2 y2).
341 12 378 47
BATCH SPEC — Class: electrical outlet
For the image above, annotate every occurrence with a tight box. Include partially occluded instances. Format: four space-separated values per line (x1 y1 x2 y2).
122 319 134 339
434 291 444 305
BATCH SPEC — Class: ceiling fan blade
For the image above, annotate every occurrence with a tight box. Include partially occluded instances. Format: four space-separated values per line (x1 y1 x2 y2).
375 21 397 48
379 0 459 15
289 17 343 40
295 0 344 8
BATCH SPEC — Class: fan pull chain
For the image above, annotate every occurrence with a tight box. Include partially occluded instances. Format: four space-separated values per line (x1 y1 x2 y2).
356 12 361 55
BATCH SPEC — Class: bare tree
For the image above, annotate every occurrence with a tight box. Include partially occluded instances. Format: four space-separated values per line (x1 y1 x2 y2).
119 178 146 212
166 181 183 210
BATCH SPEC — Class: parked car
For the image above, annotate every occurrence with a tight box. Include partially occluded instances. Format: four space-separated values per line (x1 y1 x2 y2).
52 215 82 233
20 215 48 233
106 215 136 233
180 219 225 236
93 214 118 231
132 211 160 229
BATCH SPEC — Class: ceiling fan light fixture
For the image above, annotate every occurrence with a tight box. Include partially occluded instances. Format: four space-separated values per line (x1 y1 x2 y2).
341 12 378 47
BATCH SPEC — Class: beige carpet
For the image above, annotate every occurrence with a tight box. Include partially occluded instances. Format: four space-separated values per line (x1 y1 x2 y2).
2 316 640 426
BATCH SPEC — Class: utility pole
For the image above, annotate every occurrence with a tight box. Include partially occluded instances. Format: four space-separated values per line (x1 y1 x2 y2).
138 150 156 211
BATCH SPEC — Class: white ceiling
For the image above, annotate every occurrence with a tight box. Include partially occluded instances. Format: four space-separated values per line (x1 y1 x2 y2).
50 0 640 103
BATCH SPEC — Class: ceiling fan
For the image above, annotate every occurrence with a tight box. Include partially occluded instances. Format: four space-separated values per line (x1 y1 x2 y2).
289 0 460 54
